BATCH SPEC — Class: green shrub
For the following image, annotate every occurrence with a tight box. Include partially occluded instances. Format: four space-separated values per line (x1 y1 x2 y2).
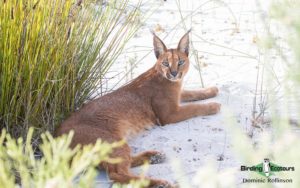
0 128 150 188
0 127 122 188
0 0 141 138
271 0 300 107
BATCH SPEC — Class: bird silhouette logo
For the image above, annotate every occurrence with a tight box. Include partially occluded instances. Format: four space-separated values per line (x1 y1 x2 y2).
263 158 271 177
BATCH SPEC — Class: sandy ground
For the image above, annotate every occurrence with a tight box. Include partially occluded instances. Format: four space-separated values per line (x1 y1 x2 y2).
94 0 293 186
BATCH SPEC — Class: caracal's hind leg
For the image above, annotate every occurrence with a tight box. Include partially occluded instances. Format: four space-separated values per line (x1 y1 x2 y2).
181 86 219 102
131 150 166 167
103 144 172 188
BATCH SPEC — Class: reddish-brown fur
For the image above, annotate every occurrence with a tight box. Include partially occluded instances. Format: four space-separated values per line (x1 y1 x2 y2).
55 31 221 188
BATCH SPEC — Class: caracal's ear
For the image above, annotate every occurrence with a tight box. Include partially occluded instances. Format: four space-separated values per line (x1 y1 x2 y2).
177 29 191 56
152 32 167 59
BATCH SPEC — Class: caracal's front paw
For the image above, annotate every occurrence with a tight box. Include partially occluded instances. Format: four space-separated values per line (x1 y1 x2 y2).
148 151 166 164
206 86 219 98
207 102 221 115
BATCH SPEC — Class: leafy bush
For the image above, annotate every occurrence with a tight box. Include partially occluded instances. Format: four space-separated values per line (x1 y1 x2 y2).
0 0 141 138
271 0 300 106
0 127 122 188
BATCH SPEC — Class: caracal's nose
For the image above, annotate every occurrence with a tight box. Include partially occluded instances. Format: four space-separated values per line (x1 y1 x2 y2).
171 71 178 77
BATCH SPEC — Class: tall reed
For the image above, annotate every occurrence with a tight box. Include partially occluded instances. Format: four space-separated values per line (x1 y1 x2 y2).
0 0 142 138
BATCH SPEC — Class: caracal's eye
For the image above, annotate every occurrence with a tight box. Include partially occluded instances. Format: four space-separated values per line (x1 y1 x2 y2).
178 59 185 66
162 61 169 67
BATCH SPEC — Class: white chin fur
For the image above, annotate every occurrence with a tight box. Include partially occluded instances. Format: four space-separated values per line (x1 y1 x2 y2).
169 78 180 82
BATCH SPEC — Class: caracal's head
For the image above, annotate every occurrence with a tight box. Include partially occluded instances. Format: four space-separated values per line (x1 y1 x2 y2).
153 30 191 82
